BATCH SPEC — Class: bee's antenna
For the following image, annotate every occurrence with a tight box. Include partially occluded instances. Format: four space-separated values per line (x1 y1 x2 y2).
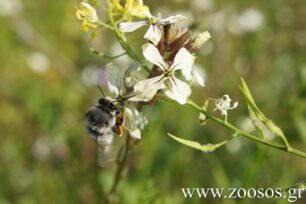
97 85 105 98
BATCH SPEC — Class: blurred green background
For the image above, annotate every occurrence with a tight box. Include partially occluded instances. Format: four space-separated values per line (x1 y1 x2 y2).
0 0 306 203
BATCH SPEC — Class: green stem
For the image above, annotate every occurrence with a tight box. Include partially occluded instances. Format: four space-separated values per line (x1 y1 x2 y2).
97 21 114 30
106 1 149 72
90 48 126 59
186 99 306 159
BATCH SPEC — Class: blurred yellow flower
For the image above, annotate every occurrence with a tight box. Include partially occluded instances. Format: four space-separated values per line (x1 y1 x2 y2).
125 0 149 18
81 20 98 32
76 2 98 32
109 0 149 19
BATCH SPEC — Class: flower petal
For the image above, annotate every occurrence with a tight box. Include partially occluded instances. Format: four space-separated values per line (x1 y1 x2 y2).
105 63 126 95
142 43 168 70
214 95 238 116
129 129 141 139
158 14 187 25
76 2 98 23
144 25 162 46
193 69 205 87
164 77 191 105
171 48 194 80
133 75 166 101
131 5 150 19
119 21 147 32
231 102 239 109
124 63 141 88
124 106 148 140
143 10 152 19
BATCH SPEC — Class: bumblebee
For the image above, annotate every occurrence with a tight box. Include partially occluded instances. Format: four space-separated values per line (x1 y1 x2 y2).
85 86 128 166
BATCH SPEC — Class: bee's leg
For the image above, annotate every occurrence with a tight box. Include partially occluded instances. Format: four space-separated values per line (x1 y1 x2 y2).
112 125 124 136
114 108 125 137
114 118 124 136
116 116 124 125
118 125 124 137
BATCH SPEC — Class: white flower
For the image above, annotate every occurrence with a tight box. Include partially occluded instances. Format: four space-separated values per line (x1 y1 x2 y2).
192 64 206 87
105 62 141 100
133 43 194 104
124 106 148 139
105 63 126 96
213 95 238 117
119 11 186 45
105 63 147 140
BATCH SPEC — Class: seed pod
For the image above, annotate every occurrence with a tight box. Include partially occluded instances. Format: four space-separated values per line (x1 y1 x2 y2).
166 30 192 61
157 26 165 55
169 30 192 52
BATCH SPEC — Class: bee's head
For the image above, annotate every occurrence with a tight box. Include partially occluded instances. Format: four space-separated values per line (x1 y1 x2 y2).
97 98 119 115
98 98 109 105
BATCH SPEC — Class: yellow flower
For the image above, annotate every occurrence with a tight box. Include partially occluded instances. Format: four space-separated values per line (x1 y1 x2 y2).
124 0 149 19
76 2 98 32
76 2 98 22
109 0 124 11
108 0 149 20
81 20 98 32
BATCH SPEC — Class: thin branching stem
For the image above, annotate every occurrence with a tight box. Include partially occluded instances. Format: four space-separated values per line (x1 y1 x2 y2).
97 21 114 30
106 1 150 72
90 48 126 59
186 99 306 159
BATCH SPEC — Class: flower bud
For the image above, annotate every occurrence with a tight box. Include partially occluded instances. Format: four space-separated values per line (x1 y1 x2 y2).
76 2 98 23
191 31 211 50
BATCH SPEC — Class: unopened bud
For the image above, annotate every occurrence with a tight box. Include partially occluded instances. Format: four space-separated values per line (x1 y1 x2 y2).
192 31 211 50
76 2 98 23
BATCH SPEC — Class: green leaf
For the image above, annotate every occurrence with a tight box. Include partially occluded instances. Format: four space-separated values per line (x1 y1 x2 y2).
168 133 228 152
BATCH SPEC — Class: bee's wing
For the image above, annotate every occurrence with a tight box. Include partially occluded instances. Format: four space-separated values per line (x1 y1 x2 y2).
97 130 125 168
98 144 116 168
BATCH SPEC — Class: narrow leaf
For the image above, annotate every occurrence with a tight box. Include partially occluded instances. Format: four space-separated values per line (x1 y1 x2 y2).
168 133 228 152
